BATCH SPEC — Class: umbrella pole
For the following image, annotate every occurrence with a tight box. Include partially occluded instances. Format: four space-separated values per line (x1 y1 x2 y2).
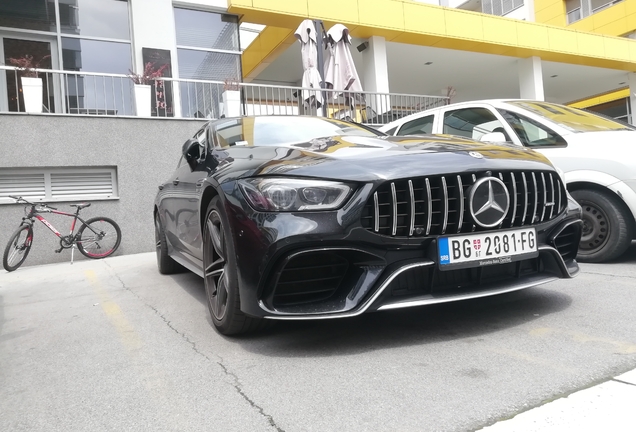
313 19 327 117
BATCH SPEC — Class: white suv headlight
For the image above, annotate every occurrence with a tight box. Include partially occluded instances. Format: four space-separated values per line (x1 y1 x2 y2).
239 178 353 212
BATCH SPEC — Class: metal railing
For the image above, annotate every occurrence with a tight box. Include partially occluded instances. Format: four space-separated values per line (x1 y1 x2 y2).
0 66 449 125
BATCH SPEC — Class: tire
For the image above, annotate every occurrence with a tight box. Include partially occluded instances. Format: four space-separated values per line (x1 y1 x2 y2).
3 224 33 272
570 189 634 263
203 196 267 335
76 217 122 259
155 212 183 274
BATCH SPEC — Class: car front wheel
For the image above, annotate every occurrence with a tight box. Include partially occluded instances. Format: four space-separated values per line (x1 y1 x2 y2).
570 189 634 263
203 196 267 335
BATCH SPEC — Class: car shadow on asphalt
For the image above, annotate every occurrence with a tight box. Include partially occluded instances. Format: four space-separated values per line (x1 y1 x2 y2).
160 262 575 357
233 286 573 357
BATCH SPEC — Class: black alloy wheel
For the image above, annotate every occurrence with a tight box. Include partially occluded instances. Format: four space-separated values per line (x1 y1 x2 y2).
571 189 633 263
204 207 229 322
202 196 268 335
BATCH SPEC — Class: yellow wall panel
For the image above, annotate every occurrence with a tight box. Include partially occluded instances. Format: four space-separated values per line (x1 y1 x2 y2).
403 3 446 36
547 27 578 53
445 11 483 41
630 38 636 62
535 2 566 24
569 89 630 108
481 16 518 45
517 23 550 49
569 19 595 32
591 4 626 29
359 0 405 31
307 0 359 23
575 32 608 58
252 0 308 16
604 37 631 60
544 17 566 27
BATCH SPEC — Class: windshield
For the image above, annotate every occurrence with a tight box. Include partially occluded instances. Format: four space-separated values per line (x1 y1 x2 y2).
507 101 634 133
253 116 382 146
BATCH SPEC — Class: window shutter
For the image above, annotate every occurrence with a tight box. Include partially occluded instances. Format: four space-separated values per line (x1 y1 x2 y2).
503 0 514 13
0 172 46 200
50 171 114 199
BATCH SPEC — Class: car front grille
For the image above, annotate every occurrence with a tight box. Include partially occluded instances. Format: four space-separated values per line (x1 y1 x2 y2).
360 170 566 237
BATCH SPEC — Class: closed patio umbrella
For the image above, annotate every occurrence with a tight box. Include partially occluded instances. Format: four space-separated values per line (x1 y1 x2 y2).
294 19 323 109
323 24 362 94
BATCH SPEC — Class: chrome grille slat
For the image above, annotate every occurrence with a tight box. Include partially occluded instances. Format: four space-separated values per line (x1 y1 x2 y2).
391 182 398 236
548 173 555 219
509 172 517 228
373 192 379 232
408 180 415 236
361 170 567 238
531 172 538 224
540 173 547 222
457 175 464 233
425 178 432 236
441 176 448 234
521 172 528 225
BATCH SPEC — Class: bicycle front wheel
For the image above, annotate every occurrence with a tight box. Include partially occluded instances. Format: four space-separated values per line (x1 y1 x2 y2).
76 217 121 259
3 224 33 272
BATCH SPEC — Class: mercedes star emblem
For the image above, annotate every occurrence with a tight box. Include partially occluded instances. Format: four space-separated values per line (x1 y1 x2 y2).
469 177 510 228
469 151 483 159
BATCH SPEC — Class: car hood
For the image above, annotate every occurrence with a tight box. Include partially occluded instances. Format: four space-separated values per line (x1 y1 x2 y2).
240 134 556 182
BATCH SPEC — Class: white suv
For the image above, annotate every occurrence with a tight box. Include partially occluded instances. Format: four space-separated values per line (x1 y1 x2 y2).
379 99 636 263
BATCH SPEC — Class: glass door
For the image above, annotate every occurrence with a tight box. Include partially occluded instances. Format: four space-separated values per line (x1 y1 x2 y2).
1 36 58 113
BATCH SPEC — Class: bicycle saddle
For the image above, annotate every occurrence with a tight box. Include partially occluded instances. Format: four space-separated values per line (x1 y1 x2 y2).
70 203 91 209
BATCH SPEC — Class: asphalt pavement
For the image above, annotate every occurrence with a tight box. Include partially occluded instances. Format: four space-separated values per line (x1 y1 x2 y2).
1 249 635 431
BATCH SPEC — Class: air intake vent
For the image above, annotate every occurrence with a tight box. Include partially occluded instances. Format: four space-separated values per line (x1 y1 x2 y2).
361 170 566 237
272 252 349 307
552 223 581 262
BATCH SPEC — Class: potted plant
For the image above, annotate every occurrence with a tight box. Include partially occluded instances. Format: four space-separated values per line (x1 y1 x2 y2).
129 62 168 117
222 77 242 118
8 54 50 114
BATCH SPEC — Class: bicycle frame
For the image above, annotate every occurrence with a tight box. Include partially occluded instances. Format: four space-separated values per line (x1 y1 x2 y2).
28 207 89 240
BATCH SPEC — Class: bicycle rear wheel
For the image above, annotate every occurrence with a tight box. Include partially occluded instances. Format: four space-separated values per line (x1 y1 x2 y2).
3 224 33 272
76 217 121 259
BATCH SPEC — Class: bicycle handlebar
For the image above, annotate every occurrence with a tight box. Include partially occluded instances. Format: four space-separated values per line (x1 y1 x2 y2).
8 195 57 210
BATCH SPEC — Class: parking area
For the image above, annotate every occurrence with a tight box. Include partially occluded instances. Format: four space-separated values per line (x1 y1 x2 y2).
1 246 636 432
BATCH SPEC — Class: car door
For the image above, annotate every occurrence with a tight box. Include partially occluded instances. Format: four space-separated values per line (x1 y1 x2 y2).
170 126 211 260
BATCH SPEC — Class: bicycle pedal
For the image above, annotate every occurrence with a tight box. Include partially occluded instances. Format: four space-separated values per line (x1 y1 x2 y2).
54 248 63 253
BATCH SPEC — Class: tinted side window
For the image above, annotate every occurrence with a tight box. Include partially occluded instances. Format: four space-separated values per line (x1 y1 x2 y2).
397 115 435 136
443 108 508 140
498 109 567 147
215 119 244 148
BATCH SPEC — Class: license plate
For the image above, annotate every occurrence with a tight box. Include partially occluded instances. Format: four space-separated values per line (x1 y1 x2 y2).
438 228 538 270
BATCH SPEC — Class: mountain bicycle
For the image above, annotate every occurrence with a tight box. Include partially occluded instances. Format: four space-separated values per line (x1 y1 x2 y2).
3 196 122 272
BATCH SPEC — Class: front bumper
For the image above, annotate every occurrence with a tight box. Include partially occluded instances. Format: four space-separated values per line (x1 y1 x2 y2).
224 183 583 320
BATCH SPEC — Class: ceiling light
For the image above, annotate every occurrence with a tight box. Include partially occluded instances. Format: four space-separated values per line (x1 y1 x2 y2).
619 82 626 85
550 75 558 78
424 61 433 65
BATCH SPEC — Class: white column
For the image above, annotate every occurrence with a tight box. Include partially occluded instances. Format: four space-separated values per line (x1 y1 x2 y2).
518 56 545 101
361 36 390 115
629 73 636 125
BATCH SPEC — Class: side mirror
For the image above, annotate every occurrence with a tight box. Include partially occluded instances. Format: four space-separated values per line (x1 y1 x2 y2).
480 132 507 143
182 138 200 170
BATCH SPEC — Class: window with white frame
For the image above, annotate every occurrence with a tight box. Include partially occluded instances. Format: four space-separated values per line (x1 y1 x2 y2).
566 0 624 23
481 0 524 16
174 8 241 119
0 167 119 204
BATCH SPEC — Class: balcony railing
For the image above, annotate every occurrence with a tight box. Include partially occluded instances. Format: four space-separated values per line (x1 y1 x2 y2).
0 66 449 125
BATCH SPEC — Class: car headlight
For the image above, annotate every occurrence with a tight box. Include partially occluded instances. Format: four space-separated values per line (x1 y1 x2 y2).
239 178 353 211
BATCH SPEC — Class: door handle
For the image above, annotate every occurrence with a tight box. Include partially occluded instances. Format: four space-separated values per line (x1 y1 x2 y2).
196 182 203 187
173 178 179 185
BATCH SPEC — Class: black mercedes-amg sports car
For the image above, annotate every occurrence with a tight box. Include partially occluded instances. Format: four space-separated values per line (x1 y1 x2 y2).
154 116 582 335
